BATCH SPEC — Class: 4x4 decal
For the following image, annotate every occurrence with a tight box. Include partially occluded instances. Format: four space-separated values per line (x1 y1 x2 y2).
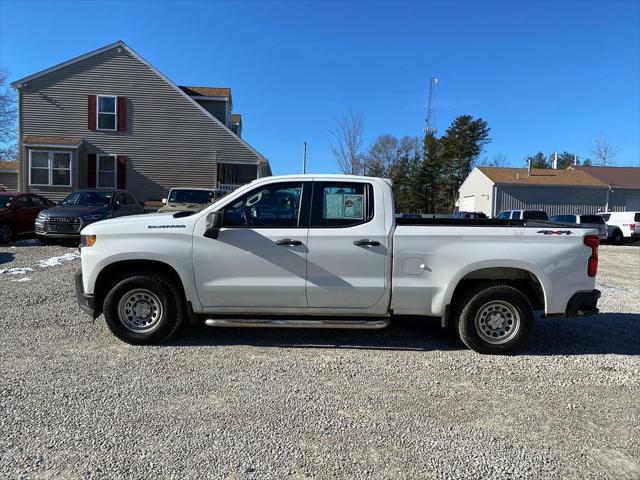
537 230 573 235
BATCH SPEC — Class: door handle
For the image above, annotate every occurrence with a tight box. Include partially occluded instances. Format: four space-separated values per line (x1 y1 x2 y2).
353 239 381 247
275 238 303 246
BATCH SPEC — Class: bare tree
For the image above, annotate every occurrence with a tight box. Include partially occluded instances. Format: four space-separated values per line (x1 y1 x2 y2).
0 67 17 160
590 135 617 166
330 108 365 175
477 153 507 168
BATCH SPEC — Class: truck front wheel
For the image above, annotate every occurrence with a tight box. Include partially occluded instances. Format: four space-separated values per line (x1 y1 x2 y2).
455 284 533 355
103 274 185 345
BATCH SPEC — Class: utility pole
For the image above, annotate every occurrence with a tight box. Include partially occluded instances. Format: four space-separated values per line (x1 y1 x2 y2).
302 141 307 174
425 77 438 135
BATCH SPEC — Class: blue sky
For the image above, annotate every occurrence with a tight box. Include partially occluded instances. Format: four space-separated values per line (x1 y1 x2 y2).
1 0 638 173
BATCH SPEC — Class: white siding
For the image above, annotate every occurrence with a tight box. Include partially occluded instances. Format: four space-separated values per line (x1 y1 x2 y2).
457 168 494 215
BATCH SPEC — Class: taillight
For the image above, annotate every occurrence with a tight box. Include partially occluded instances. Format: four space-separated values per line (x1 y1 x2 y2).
630 224 636 232
584 235 599 277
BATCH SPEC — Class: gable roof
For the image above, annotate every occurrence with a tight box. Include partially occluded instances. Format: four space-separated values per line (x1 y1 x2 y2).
0 161 18 172
477 167 607 187
11 41 267 165
179 85 231 100
571 166 640 189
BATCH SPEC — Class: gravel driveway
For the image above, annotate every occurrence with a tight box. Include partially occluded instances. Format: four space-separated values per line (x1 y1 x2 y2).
1 241 639 479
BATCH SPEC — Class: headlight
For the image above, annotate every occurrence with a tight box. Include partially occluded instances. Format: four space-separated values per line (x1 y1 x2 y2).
36 212 47 220
83 214 102 221
80 235 97 247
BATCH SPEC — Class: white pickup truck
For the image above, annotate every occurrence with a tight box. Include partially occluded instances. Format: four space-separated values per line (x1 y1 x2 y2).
75 175 601 354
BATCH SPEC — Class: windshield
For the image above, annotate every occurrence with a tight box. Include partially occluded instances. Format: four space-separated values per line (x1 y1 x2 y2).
168 189 214 204
580 215 605 224
62 191 113 206
0 194 15 208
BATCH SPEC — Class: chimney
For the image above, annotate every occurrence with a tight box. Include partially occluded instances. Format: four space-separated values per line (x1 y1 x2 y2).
527 159 532 176
552 152 558 169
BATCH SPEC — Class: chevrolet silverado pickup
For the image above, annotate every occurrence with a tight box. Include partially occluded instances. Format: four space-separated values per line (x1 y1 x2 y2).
75 175 601 354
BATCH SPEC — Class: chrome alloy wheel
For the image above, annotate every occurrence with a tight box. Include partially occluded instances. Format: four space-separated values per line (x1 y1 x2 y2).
117 289 163 333
474 300 521 345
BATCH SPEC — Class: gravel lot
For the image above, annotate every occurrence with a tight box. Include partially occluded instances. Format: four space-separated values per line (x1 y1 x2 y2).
1 240 639 479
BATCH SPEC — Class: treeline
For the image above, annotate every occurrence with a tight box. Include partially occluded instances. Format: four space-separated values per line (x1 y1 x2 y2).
524 151 591 169
332 113 491 213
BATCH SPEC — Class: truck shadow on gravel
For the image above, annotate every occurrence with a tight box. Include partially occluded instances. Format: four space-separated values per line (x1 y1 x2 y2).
170 313 640 356
524 313 640 356
0 252 15 266
172 316 461 352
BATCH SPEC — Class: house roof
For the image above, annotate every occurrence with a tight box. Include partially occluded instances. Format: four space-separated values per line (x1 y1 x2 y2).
23 135 83 147
11 40 267 165
477 167 607 187
231 113 242 124
571 166 640 189
0 161 18 172
179 86 231 100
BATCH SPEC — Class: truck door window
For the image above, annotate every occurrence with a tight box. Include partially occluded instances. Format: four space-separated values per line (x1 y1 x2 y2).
512 211 522 220
223 182 304 228
311 182 374 227
496 211 510 220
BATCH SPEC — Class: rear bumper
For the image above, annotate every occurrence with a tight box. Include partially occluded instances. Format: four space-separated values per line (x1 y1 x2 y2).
565 289 601 318
74 269 97 319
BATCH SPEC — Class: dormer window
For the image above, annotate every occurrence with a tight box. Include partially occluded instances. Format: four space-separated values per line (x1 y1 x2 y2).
97 95 117 130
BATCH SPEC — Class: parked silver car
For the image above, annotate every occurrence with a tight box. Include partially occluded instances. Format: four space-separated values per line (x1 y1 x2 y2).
549 214 608 239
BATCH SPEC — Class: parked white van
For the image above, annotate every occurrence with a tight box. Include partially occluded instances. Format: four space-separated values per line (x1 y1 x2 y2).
600 211 639 244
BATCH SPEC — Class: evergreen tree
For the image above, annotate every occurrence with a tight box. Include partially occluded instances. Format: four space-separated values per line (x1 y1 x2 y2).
525 152 550 169
440 115 491 212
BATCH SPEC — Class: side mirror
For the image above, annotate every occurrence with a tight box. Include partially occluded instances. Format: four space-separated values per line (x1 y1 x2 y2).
162 198 167 204
204 211 222 239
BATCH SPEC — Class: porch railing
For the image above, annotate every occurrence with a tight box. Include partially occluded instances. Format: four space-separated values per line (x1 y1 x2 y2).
217 183 243 192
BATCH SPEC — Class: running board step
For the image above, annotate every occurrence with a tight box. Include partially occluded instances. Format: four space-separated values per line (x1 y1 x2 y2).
204 318 390 330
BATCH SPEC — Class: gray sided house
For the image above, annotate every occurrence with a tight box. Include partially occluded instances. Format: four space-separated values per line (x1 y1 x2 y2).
457 166 640 217
11 41 270 202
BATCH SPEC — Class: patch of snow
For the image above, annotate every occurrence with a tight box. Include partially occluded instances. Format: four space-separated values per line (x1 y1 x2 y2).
0 267 34 275
11 277 32 282
37 252 81 268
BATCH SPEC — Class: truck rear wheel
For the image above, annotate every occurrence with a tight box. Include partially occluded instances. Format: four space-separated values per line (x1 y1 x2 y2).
455 284 533 355
103 274 185 345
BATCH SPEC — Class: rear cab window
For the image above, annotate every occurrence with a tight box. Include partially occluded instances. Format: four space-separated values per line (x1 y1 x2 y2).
523 211 548 220
580 215 605 224
310 182 374 228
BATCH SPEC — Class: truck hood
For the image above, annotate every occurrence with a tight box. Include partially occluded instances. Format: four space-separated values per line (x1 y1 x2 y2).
41 205 111 218
81 211 192 235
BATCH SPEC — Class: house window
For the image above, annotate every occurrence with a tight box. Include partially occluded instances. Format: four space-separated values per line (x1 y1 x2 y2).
97 95 117 130
97 155 116 188
29 151 72 187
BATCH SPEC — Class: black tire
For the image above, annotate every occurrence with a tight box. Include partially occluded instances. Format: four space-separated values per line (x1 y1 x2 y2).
455 284 534 355
103 273 185 345
612 229 624 246
0 223 13 244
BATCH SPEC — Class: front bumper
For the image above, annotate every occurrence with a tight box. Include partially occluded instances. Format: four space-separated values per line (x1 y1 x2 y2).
566 289 601 317
74 269 97 319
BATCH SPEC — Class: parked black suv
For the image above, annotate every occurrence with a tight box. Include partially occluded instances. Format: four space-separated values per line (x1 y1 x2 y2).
35 190 143 242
